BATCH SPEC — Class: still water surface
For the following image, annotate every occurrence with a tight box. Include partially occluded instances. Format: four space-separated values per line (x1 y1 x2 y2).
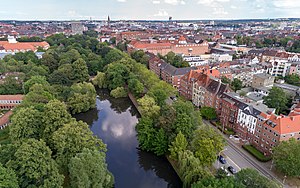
75 90 182 188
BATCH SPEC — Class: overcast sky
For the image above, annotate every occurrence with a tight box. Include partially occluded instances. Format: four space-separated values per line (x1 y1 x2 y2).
0 0 299 20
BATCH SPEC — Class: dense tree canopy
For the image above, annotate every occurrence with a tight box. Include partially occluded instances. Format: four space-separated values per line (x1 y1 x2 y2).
10 107 42 141
284 74 300 86
163 52 190 68
169 131 188 160
67 82 96 114
235 168 280 188
273 138 300 177
137 95 160 119
52 121 107 170
69 148 114 188
6 139 64 188
191 127 225 166
0 163 19 188
200 107 217 120
263 87 289 114
0 33 115 188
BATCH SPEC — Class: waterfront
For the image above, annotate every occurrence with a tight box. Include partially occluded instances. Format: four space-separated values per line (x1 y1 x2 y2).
75 90 182 188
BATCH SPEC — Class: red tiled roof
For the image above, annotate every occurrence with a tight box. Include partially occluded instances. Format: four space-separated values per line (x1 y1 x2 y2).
0 110 12 126
0 41 49 52
261 106 300 135
133 42 172 49
0 95 24 101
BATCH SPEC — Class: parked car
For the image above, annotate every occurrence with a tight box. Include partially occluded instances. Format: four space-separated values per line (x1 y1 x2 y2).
221 166 231 176
229 135 240 141
228 166 237 174
218 155 227 164
170 96 177 101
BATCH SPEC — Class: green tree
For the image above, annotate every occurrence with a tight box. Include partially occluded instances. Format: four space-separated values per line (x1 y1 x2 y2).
41 49 60 72
104 49 125 65
148 81 174 107
192 176 245 188
169 131 188 160
105 63 130 90
152 128 168 156
72 58 89 83
284 74 300 86
0 163 19 188
128 78 144 97
235 168 280 188
0 75 23 95
92 72 107 88
273 138 300 177
42 100 72 140
231 78 243 91
200 107 217 120
221 76 231 84
178 150 212 188
21 84 55 110
67 82 96 114
69 148 114 188
136 117 155 152
172 113 194 139
110 87 127 98
191 127 225 166
52 121 106 170
24 75 49 93
10 107 42 141
131 50 149 65
263 87 289 114
137 95 160 119
7 139 64 188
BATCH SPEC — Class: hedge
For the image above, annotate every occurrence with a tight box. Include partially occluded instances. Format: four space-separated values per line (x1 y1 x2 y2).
243 144 272 162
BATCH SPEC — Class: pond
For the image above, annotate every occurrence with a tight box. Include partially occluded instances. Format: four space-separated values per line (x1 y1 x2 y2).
75 90 182 188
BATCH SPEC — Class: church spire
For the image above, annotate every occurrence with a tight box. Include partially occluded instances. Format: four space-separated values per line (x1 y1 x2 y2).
107 15 111 27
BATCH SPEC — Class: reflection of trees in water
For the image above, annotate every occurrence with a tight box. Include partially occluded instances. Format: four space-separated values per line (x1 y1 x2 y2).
97 89 139 115
137 149 182 188
73 106 99 126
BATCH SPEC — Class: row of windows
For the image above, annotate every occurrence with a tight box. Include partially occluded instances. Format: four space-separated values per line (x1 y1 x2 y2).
0 100 22 104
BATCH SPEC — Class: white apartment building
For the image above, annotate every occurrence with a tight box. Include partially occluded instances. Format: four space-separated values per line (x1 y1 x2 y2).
269 59 291 77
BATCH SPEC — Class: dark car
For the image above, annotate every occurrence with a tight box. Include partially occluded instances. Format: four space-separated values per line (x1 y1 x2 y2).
228 166 237 174
218 155 226 164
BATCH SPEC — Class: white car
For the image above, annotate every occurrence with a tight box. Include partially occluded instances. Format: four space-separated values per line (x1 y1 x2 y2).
229 135 240 141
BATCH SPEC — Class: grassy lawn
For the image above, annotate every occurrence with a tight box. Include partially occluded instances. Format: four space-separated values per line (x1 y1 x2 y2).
0 128 11 145
243 144 271 162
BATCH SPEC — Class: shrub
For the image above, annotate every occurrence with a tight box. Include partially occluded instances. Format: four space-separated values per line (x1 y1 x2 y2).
243 145 272 162
110 87 127 98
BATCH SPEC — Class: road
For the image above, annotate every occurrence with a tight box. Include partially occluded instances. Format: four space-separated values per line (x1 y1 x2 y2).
205 120 286 187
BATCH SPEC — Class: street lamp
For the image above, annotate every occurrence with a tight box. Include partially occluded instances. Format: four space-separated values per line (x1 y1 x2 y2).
217 148 228 169
283 175 287 184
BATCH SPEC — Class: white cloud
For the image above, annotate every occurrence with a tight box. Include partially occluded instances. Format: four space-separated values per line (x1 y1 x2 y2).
212 7 228 15
152 0 161 4
164 0 185 5
198 0 230 6
117 0 127 2
272 0 300 9
230 5 237 9
154 9 169 17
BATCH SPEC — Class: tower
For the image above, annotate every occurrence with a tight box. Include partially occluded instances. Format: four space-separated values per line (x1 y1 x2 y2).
108 15 111 27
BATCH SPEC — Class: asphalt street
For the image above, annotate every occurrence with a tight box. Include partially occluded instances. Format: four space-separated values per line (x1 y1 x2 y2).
205 120 286 187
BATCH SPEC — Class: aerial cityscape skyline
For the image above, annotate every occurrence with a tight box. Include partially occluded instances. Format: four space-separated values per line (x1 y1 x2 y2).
1 0 300 20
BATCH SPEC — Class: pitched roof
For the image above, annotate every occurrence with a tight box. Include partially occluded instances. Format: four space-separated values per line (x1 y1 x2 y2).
0 95 24 101
0 110 12 126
